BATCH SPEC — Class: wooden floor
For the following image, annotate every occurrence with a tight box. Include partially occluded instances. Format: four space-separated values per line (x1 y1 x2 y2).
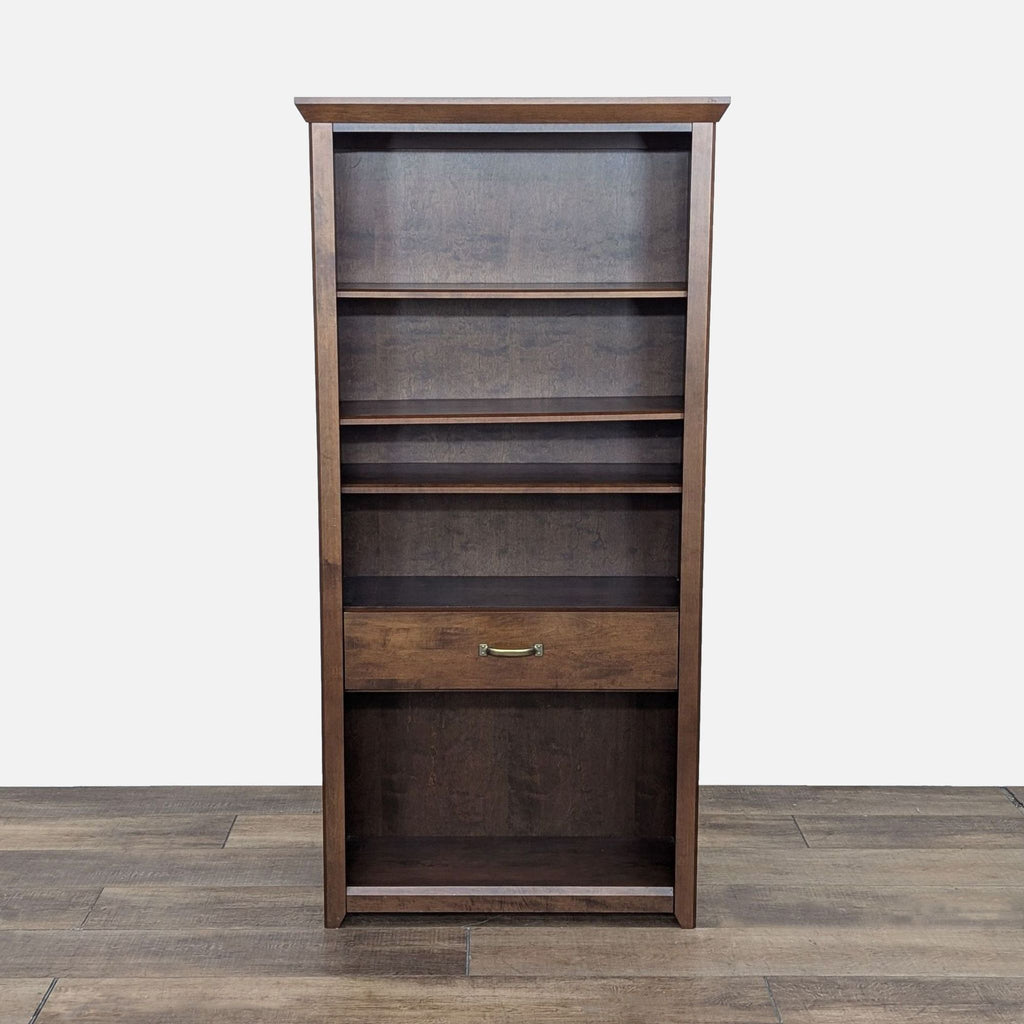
1 786 1023 1022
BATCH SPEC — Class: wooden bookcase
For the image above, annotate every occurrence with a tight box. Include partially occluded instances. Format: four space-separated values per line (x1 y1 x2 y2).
296 97 729 927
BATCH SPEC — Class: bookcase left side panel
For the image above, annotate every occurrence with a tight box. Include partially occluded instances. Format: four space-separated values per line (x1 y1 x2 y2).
309 121 345 927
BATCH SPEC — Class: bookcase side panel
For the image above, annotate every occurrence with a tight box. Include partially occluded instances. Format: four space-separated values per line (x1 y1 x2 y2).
675 122 716 928
310 122 346 927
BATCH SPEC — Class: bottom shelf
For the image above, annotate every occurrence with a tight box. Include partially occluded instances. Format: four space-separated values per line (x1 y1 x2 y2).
346 888 672 914
346 835 673 913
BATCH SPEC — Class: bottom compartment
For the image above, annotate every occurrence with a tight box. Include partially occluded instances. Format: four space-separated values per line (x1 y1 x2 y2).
344 692 677 912
347 836 672 913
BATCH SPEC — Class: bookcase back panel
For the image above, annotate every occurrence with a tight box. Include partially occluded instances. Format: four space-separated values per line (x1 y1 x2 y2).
341 421 682 465
334 134 690 285
345 691 676 837
342 495 680 578
337 298 685 402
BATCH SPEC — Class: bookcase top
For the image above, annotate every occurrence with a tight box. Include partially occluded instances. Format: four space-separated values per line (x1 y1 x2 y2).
295 97 730 124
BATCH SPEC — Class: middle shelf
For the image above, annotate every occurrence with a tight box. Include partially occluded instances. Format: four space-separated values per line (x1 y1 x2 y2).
340 395 684 426
340 462 681 494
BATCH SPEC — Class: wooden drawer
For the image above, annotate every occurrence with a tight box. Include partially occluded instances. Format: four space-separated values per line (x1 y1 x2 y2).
344 610 678 691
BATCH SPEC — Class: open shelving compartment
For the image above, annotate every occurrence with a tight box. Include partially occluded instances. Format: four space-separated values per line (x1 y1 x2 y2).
342 485 680 911
300 97 726 925
344 690 677 911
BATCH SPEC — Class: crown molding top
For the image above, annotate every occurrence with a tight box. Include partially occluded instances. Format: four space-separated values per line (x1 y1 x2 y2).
295 96 730 124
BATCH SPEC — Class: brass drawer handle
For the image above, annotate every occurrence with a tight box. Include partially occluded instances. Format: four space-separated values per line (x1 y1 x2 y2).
478 643 544 658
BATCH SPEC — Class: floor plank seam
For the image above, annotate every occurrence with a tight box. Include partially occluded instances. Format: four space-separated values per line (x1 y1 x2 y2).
1003 787 1024 813
465 926 472 976
76 886 105 929
764 977 784 1023
26 978 57 1024
791 815 810 848
221 814 239 848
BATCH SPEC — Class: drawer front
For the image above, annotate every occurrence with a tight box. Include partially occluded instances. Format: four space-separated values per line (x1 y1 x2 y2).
344 611 678 691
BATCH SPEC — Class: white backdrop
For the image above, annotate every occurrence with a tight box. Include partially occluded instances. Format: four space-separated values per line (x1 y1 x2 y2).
1 1 1021 784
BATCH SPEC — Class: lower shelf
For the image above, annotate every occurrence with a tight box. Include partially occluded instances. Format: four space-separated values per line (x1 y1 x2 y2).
348 835 672 886
340 462 682 494
347 836 673 913
344 575 679 610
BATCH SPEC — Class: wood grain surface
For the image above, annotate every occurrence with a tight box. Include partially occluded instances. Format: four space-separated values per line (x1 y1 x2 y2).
295 97 731 124
700 785 1019 816
340 421 683 469
0 848 322 887
0 927 465 977
345 889 674 915
0 816 234 850
675 119 716 928
343 610 679 690
224 813 805 850
346 836 673 888
769 976 1024 1023
341 494 680 579
696 882 1024 928
0 979 52 1024
335 284 688 298
336 297 685 404
57 881 1024 930
308 119 347 928
0 785 1019 1022
339 462 682 494
0 788 320 817
339 396 685 426
695 848 1024 885
36 976 771 1023
795 814 1024 848
0 888 101 929
467 925 1024 977
343 693 675 840
333 143 689 287
342 576 680 611
80 886 324 931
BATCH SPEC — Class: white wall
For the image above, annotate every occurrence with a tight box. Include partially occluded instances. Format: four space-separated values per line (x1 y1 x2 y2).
1 1 1021 784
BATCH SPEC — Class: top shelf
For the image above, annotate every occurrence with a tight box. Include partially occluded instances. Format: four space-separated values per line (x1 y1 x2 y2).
336 283 688 300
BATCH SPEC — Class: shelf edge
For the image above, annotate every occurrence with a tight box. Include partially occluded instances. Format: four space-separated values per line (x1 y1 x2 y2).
346 885 673 913
340 411 684 426
336 290 688 299
340 484 682 495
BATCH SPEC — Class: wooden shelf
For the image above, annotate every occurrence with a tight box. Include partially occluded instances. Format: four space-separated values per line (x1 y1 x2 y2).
344 576 680 610
340 396 684 426
336 282 687 299
346 886 671 913
347 836 673 888
341 463 682 494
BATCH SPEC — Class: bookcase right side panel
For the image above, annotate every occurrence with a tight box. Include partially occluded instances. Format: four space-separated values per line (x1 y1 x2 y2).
675 122 717 928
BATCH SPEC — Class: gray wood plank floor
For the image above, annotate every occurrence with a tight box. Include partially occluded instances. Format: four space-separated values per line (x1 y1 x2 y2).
0 786 1020 1023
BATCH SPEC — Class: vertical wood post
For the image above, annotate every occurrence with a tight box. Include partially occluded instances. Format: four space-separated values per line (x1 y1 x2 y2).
675 122 717 927
309 122 346 927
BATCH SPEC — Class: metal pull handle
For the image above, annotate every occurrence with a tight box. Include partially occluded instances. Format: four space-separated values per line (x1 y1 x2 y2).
478 643 544 658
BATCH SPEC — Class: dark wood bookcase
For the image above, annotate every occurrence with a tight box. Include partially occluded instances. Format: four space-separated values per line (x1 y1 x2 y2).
296 97 729 927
